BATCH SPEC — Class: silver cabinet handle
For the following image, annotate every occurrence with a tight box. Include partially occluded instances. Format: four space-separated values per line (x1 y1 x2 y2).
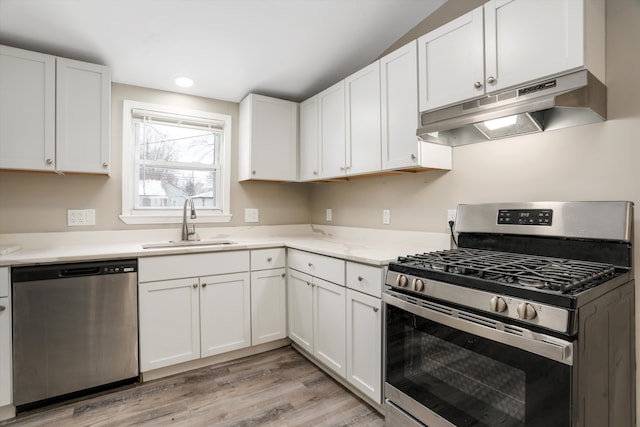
487 76 496 84
0 306 5 312
373 307 379 312
192 283 198 289
474 81 482 88
46 158 54 165
201 283 207 288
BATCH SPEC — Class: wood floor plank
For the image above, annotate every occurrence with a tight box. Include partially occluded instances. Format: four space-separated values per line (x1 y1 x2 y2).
2 346 383 427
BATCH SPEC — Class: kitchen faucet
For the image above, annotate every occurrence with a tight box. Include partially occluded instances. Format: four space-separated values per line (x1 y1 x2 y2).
181 197 199 241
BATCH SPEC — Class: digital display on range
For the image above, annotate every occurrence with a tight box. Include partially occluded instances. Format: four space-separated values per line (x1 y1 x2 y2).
497 209 553 226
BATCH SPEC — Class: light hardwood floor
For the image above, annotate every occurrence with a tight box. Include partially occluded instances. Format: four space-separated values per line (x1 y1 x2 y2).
2 346 384 427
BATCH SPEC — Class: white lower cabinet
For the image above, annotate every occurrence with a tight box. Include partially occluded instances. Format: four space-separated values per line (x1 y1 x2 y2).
287 269 346 377
0 267 11 409
346 289 382 403
138 251 251 372
250 268 287 345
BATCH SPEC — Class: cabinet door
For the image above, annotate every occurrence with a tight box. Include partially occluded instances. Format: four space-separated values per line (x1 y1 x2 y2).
200 272 251 357
299 95 319 181
318 80 346 178
238 94 298 181
418 6 485 112
0 296 10 407
485 0 585 92
0 45 56 172
56 57 111 174
251 268 287 345
287 269 314 353
346 290 382 403
139 278 200 372
381 41 420 170
345 61 381 175
314 278 346 377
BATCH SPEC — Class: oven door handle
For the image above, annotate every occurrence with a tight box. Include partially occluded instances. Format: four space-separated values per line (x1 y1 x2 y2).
383 292 573 365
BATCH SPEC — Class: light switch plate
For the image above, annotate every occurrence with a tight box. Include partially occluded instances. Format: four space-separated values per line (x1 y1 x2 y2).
68 209 96 226
382 209 391 225
245 208 259 223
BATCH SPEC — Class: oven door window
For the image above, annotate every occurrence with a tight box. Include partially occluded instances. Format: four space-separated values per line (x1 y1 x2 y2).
386 305 571 426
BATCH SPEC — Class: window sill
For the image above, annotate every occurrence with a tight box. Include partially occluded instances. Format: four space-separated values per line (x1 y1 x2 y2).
119 214 233 225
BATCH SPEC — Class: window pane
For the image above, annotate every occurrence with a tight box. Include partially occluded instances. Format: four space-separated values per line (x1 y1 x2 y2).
136 166 217 209
135 121 218 165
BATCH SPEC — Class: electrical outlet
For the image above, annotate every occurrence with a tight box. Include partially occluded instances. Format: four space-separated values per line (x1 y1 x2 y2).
382 209 391 225
67 209 96 226
447 209 457 223
244 208 259 223
326 208 332 221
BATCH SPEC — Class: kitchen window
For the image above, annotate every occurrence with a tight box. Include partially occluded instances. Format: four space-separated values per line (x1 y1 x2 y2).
120 100 232 224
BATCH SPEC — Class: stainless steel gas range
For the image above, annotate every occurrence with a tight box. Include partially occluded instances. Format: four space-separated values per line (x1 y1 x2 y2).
383 201 635 427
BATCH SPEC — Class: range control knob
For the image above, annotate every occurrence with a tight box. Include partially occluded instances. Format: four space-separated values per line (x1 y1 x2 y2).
489 296 507 313
396 275 409 287
412 278 425 292
516 303 537 320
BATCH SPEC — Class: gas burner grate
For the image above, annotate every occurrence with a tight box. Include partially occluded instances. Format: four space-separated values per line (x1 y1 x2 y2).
395 248 617 293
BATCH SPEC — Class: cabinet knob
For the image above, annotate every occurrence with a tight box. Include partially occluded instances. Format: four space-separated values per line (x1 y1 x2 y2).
0 305 5 312
474 81 482 89
267 257 273 262
192 283 198 289
281 273 286 278
102 162 109 168
487 76 496 85
46 158 53 165
306 282 312 287
357 276 364 282
313 171 318 175
308 262 313 267
339 166 345 171
201 283 207 288
410 154 416 160
252 170 256 175
373 307 379 313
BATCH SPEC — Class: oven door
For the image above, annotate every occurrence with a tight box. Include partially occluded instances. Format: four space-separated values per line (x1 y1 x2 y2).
384 291 573 427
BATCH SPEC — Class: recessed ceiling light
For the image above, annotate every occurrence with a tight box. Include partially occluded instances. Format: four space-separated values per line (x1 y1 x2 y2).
175 77 194 88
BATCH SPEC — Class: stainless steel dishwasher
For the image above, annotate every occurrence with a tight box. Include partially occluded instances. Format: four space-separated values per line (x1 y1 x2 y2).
11 259 139 410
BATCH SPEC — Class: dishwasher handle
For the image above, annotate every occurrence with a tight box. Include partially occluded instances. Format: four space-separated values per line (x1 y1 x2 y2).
59 266 101 277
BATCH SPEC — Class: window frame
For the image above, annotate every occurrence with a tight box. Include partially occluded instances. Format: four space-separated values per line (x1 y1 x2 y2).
120 100 232 225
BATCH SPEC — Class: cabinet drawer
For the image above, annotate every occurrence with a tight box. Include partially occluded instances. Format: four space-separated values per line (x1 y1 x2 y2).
139 251 250 282
346 262 384 298
251 248 286 270
0 267 8 297
287 249 345 285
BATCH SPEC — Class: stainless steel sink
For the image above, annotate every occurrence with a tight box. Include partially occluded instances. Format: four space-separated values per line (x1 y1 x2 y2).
142 239 237 249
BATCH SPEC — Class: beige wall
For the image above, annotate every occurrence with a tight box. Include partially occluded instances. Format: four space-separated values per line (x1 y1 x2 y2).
0 83 311 233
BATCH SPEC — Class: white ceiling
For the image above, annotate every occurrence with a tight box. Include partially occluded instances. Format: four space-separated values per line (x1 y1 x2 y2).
0 0 445 103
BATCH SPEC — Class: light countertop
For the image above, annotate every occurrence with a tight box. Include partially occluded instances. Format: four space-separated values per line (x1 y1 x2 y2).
0 224 451 267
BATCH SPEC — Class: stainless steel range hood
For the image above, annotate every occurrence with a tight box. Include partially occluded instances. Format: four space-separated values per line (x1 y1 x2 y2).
417 70 606 146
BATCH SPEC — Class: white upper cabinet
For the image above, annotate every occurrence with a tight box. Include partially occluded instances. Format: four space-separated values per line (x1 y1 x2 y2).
419 0 603 112
381 41 452 171
318 81 346 179
0 45 110 174
238 93 298 181
418 7 485 113
484 0 588 92
299 95 320 181
345 61 381 176
56 58 111 174
0 45 56 172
